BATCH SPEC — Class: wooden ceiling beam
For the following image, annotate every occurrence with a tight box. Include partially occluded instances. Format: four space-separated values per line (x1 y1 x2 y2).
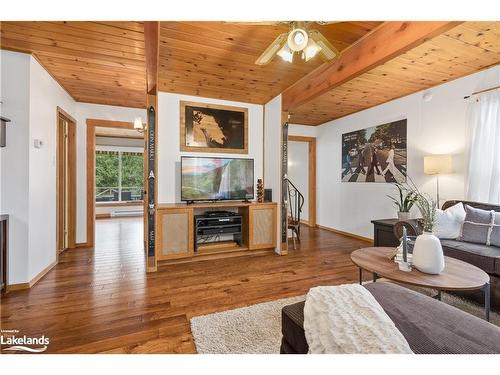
144 21 160 95
282 21 463 111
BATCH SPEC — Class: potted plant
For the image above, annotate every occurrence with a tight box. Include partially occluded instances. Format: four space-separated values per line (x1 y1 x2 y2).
387 182 417 220
411 192 444 274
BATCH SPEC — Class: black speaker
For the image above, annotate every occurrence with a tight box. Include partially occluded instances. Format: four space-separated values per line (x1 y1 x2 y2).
264 189 272 202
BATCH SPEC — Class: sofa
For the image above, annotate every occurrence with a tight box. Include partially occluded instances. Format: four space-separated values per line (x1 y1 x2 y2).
393 200 500 310
280 282 500 354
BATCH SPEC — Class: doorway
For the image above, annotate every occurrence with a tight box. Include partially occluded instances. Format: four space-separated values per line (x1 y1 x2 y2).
287 136 316 227
56 107 77 253
86 119 145 249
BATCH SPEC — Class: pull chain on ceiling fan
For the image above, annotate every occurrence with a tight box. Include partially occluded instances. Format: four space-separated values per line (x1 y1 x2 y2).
254 21 340 65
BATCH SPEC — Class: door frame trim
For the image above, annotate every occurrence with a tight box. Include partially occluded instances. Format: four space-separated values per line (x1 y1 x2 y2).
288 135 317 227
56 106 77 254
85 119 144 249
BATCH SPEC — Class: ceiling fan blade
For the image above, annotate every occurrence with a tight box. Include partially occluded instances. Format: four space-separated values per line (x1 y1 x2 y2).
315 21 341 25
254 32 288 65
223 21 289 26
308 29 340 61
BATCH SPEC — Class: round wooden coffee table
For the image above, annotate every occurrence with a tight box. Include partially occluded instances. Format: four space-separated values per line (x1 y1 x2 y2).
351 247 491 321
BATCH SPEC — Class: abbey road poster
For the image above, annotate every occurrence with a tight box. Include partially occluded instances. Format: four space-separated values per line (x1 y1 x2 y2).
341 119 407 183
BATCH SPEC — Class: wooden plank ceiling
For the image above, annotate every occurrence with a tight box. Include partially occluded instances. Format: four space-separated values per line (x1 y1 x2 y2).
157 21 382 104
0 21 147 108
1 21 499 121
289 22 500 125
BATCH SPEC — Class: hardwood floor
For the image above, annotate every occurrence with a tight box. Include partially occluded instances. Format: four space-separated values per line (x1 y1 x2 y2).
0 218 370 354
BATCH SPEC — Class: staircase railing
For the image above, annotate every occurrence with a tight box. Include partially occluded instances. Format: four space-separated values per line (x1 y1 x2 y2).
285 178 304 225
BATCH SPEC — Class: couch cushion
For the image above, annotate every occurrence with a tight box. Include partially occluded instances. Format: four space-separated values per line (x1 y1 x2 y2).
281 301 308 354
281 283 500 354
365 282 500 354
433 202 466 239
490 211 500 247
440 239 500 274
460 205 493 245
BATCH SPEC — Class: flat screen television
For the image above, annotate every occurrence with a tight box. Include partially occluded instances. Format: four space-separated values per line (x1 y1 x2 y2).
181 156 254 202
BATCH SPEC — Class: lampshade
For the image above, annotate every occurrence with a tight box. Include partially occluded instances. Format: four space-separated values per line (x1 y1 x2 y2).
133 117 143 130
424 155 453 175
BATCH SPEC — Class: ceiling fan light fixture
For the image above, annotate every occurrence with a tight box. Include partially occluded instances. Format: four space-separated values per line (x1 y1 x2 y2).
277 44 294 63
303 38 321 61
287 28 308 52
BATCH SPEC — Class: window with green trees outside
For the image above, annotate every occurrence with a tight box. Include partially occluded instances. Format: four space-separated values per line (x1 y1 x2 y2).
95 150 143 202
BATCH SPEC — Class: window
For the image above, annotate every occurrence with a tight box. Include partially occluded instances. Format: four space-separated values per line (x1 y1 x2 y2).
95 150 143 202
465 90 500 204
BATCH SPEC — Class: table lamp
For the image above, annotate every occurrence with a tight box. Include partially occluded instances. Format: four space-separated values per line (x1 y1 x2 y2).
424 154 453 207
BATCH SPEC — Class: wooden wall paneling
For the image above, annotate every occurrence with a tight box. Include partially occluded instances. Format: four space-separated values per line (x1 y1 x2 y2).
288 136 316 227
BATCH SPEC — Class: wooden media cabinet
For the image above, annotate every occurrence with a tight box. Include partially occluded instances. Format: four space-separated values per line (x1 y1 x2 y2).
156 201 278 263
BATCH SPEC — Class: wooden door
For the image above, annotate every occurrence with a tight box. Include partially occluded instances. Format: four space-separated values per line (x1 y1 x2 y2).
57 116 69 252
56 108 76 253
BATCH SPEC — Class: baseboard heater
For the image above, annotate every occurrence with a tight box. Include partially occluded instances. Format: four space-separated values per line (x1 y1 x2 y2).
111 210 143 218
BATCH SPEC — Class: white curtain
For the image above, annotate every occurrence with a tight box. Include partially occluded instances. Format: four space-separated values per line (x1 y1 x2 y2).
465 89 500 204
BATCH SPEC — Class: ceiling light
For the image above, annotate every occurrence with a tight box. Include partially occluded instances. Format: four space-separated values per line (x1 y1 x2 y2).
287 28 308 52
277 44 294 63
303 39 321 61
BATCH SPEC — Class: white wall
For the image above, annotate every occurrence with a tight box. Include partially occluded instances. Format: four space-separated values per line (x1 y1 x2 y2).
157 92 263 204
74 103 146 243
316 65 500 239
1 50 146 283
27 57 76 280
288 123 317 223
1 51 31 284
289 123 318 138
288 141 309 221
264 95 282 253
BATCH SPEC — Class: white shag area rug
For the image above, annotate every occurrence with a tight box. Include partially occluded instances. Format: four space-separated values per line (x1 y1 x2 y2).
190 286 499 354
190 295 305 354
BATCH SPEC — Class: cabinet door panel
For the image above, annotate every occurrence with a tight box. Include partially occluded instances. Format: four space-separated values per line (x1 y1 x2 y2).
157 208 193 260
249 205 277 249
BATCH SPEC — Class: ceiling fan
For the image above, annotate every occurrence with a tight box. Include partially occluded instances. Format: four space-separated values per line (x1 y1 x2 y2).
252 21 340 65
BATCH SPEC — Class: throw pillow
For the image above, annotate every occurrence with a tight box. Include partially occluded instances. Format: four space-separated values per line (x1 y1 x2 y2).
460 205 494 245
489 211 500 247
432 202 466 239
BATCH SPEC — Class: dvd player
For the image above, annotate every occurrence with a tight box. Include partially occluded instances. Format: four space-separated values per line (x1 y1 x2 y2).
205 210 236 217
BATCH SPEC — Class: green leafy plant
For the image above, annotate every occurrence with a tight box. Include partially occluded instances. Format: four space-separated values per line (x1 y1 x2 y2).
415 193 436 232
387 182 417 213
402 174 436 232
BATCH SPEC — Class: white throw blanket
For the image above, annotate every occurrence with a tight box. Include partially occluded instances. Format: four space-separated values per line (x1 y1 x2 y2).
303 284 413 354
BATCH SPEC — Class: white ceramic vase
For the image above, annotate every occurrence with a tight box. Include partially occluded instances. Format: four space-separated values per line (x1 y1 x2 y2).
412 232 445 274
397 211 411 220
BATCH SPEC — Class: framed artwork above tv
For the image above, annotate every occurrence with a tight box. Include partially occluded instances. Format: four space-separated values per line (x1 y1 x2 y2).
180 101 248 154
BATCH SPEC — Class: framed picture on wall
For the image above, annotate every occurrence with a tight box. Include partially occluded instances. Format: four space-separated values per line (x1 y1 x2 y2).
341 119 407 183
180 101 248 154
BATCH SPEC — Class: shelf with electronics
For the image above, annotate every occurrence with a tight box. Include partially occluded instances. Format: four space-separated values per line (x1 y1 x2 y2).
156 201 278 264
